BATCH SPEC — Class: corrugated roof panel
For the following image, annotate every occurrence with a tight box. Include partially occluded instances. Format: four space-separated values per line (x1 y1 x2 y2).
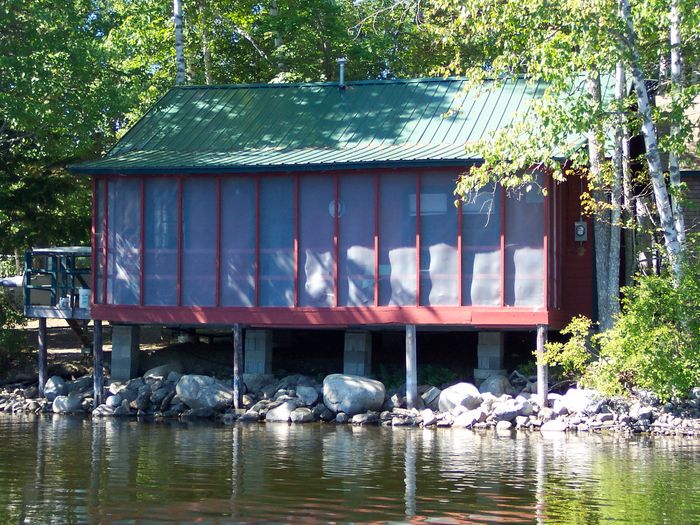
73 76 610 175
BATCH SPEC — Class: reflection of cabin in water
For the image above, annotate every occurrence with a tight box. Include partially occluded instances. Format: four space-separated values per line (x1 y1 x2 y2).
67 77 603 403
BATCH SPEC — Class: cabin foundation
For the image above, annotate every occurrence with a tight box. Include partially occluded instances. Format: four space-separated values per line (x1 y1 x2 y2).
111 325 140 381
244 329 273 374
343 330 372 376
474 332 506 382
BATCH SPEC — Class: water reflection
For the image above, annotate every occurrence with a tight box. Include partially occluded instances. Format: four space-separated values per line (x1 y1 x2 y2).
1 414 700 524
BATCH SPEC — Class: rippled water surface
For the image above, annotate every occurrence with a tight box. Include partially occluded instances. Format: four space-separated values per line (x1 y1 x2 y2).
1 414 699 524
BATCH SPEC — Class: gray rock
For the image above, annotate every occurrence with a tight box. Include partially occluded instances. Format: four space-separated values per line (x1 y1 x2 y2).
492 400 522 422
182 407 215 418
52 393 83 413
561 388 601 414
351 411 379 425
541 419 568 432
390 392 406 409
290 407 315 423
551 399 570 416
44 376 66 402
150 387 171 405
453 407 487 427
176 375 233 411
144 363 182 380
125 378 145 391
515 415 529 428
421 408 437 426
166 371 183 384
93 404 114 417
266 400 300 422
322 374 385 416
240 410 260 422
65 376 92 394
242 373 276 394
438 382 482 412
690 387 700 400
335 412 348 424
596 412 614 423
133 392 151 411
496 420 513 431
113 400 132 417
105 395 122 408
420 386 441 410
479 375 512 397
313 404 335 421
296 385 319 406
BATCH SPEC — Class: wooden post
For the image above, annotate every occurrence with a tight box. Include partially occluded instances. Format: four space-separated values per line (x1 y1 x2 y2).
93 320 104 408
536 324 548 407
233 324 243 410
38 318 47 397
405 324 418 410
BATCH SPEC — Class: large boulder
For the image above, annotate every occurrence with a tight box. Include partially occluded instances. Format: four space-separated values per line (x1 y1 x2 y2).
52 393 84 414
438 382 482 413
144 363 182 380
242 373 276 394
560 388 601 415
290 407 315 423
65 376 92 394
479 375 513 397
266 400 300 422
44 376 66 402
176 375 233 410
296 385 319 407
322 374 385 416
492 399 522 422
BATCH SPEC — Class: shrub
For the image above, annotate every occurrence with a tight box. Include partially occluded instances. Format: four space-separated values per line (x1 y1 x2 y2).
0 289 28 373
543 249 700 401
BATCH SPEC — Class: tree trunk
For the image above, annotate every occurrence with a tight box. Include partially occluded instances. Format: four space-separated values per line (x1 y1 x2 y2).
586 72 612 330
14 247 22 275
199 0 213 84
619 0 683 281
173 0 186 85
668 0 686 246
607 62 625 320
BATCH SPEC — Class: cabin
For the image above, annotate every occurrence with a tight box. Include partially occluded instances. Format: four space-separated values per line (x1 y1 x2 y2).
69 77 601 403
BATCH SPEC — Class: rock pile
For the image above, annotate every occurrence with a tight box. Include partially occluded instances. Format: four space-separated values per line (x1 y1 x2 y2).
2 369 700 437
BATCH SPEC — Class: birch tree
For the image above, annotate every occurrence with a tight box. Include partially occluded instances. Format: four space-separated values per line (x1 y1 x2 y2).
173 0 186 84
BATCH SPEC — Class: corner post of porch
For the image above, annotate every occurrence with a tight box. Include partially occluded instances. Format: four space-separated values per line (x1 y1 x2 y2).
38 317 47 396
405 324 418 410
93 320 104 408
536 324 549 407
232 324 243 410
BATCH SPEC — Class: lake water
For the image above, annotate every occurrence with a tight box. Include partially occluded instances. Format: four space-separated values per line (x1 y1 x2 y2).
1 414 699 524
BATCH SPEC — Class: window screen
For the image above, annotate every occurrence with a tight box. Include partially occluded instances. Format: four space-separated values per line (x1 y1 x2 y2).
182 179 217 306
144 179 178 306
505 186 544 307
462 185 501 306
379 174 416 306
106 178 140 305
299 176 335 307
259 177 295 306
221 178 255 306
339 175 375 306
420 173 459 306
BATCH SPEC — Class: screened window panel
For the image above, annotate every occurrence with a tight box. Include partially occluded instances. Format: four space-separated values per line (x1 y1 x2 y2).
462 185 501 306
259 177 295 306
95 179 105 304
379 174 416 306
339 175 375 306
505 187 544 307
182 179 216 306
106 178 140 305
144 179 178 306
420 174 458 306
299 176 334 307
221 178 255 307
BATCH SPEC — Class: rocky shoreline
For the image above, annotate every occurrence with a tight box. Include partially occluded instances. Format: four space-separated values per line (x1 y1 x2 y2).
2 367 700 437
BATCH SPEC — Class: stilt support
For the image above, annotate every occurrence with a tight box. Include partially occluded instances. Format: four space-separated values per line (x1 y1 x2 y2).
93 320 104 408
233 324 243 410
343 330 372 376
38 318 47 396
405 324 418 410
536 324 548 407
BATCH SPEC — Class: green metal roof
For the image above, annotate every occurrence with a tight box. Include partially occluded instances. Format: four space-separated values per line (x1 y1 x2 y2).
71 77 609 175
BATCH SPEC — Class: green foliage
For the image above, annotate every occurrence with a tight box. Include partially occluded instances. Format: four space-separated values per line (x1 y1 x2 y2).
0 290 28 374
542 246 700 400
376 363 460 390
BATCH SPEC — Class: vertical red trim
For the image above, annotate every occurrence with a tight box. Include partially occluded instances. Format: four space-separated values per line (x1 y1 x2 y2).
254 178 260 307
91 178 97 305
294 175 299 307
415 172 421 306
177 177 183 307
102 178 108 305
500 185 506 307
374 173 380 307
139 177 145 306
334 174 339 308
215 177 222 307
457 199 463 306
543 173 550 310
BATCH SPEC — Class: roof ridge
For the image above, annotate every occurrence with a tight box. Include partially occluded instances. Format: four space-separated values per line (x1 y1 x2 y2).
171 77 498 90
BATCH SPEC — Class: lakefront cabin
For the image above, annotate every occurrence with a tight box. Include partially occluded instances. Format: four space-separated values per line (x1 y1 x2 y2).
70 77 598 393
